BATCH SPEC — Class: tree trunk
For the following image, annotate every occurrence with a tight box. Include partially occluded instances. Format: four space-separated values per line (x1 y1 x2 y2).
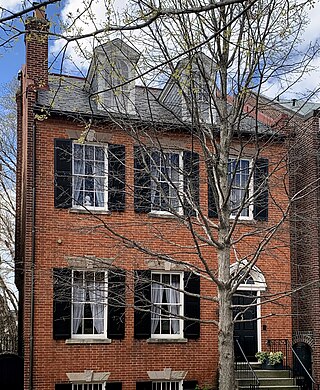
218 285 235 390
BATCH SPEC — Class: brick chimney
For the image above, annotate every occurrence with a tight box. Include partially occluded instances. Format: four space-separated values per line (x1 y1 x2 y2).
24 4 49 90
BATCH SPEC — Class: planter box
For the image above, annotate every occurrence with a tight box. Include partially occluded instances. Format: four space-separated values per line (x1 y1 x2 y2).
261 361 284 370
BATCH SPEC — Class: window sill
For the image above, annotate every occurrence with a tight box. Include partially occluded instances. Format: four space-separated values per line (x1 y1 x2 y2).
65 338 112 344
148 211 177 219
69 208 111 215
147 338 187 344
231 218 260 225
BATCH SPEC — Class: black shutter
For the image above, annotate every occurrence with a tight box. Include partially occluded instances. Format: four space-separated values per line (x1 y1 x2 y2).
253 158 269 221
55 384 72 390
183 381 198 390
208 174 218 218
106 383 122 390
184 272 200 339
183 151 199 217
107 269 126 339
54 139 72 208
108 144 126 211
136 382 152 390
53 268 72 340
134 270 151 338
134 146 151 213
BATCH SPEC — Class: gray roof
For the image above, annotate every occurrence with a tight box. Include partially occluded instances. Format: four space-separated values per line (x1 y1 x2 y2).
36 74 274 136
277 99 320 117
38 75 90 114
37 74 178 123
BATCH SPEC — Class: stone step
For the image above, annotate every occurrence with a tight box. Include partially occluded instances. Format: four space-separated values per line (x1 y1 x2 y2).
238 387 299 390
235 361 300 389
236 370 291 379
237 378 296 386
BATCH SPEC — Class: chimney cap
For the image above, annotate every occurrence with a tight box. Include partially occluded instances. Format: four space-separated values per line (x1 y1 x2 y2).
33 2 46 19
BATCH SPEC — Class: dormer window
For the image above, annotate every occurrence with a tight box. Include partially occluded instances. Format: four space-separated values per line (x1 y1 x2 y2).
181 69 214 124
86 39 140 114
105 58 130 111
190 70 210 103
196 74 210 103
160 53 216 124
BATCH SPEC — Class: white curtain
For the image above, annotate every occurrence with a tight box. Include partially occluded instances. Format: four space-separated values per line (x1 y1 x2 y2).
89 279 105 334
166 278 180 334
151 282 163 334
72 282 85 334
73 159 84 205
95 162 105 207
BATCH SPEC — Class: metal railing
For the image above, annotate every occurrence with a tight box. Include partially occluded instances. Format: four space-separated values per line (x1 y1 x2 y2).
267 339 319 390
0 334 18 354
235 339 260 390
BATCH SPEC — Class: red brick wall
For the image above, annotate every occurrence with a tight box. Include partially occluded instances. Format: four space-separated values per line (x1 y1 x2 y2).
17 117 291 390
290 114 320 382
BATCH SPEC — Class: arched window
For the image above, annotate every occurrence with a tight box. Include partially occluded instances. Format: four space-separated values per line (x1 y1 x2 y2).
230 261 267 291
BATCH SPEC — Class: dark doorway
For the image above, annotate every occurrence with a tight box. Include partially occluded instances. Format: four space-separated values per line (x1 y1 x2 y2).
0 353 23 389
293 342 312 390
233 290 258 361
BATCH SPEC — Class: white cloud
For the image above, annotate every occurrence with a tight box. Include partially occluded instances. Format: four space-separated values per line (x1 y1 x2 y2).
50 0 129 75
0 0 22 8
300 1 320 48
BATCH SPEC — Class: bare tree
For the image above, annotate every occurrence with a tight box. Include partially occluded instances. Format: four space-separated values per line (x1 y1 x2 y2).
0 80 18 353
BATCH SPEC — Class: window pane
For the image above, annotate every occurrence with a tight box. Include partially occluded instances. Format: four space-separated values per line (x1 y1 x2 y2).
72 271 106 337
152 274 160 282
162 274 170 285
172 275 180 285
85 145 94 160
95 147 105 161
229 158 251 217
72 144 106 209
151 273 181 337
74 144 83 160
150 151 182 212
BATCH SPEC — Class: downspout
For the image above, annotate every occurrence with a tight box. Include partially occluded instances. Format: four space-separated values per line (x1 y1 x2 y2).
29 120 36 390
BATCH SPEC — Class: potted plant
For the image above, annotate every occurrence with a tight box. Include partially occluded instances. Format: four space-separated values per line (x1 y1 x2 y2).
255 351 284 369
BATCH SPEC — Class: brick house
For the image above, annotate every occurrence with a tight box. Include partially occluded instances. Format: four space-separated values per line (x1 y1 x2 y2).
268 98 320 385
15 8 293 390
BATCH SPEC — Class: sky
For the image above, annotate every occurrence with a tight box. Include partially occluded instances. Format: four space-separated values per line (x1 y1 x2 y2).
1 0 320 99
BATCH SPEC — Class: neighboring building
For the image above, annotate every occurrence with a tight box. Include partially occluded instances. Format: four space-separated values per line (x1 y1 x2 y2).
271 98 320 385
16 8 293 390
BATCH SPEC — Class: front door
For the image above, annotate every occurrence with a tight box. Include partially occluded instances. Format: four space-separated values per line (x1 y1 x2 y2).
233 290 258 361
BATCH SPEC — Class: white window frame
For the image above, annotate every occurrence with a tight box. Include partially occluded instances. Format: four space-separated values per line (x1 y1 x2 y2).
72 383 106 390
72 142 108 211
71 270 108 339
151 272 184 339
105 58 130 111
152 381 182 390
228 157 253 220
150 150 184 215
